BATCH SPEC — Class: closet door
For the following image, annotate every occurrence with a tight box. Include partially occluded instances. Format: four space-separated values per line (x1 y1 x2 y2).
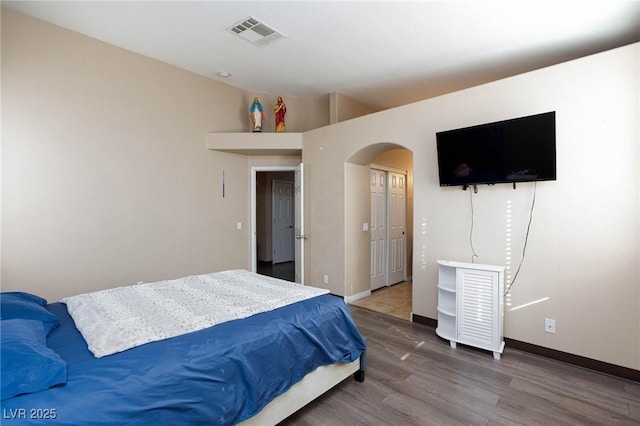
387 172 406 285
370 169 386 290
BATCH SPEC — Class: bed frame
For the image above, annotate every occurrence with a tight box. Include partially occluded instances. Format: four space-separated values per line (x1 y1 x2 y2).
240 354 366 425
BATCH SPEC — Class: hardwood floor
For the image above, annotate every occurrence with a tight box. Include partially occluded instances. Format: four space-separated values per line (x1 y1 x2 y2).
280 306 640 426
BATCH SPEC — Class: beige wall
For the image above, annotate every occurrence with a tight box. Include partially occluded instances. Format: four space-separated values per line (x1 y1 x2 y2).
344 163 371 297
304 44 640 370
0 9 311 300
329 92 382 124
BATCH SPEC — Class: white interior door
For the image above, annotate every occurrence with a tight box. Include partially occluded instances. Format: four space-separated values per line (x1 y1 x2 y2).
294 164 304 284
370 169 386 290
272 180 294 264
388 172 406 285
371 168 407 291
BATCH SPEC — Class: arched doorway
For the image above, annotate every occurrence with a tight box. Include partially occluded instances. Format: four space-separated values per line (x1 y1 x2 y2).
344 143 414 320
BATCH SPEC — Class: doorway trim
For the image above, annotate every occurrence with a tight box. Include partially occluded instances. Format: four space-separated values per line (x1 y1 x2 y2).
251 166 300 277
370 163 407 176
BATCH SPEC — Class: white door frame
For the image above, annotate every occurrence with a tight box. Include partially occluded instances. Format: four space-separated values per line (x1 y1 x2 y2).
294 164 305 284
251 165 303 282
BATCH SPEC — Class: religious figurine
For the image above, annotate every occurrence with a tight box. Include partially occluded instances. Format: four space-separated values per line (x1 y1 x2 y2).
249 97 264 132
274 96 287 132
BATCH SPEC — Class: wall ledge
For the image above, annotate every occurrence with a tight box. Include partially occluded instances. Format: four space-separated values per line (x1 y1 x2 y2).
207 132 303 156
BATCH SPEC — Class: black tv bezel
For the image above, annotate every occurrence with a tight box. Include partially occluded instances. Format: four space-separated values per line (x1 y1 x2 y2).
436 111 557 188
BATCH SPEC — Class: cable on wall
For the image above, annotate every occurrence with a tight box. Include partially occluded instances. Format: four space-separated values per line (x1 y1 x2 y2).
469 188 479 263
505 181 537 296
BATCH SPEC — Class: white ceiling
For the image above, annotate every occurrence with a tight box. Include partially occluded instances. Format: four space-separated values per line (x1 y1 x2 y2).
4 1 640 109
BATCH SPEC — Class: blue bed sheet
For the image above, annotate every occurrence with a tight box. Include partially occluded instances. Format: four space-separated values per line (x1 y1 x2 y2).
0 294 366 425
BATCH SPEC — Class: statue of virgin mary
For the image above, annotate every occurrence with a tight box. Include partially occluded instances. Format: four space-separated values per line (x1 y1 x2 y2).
249 97 264 132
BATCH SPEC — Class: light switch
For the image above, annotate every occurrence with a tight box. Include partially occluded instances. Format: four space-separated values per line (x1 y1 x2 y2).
363 223 369 231
236 222 242 230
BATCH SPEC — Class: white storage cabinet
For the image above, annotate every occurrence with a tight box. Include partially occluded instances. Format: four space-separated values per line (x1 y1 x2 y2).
436 260 505 359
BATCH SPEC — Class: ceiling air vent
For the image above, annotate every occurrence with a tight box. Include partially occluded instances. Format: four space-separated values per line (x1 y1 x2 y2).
227 17 287 47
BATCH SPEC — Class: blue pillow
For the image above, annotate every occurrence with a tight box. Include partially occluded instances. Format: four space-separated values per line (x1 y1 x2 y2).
1 291 47 306
1 319 67 401
0 292 60 334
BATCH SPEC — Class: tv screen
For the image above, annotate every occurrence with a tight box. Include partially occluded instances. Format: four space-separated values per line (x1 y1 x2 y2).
436 112 556 187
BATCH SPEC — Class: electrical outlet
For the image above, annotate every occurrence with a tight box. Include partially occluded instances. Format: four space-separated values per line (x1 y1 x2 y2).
545 318 556 334
323 275 329 284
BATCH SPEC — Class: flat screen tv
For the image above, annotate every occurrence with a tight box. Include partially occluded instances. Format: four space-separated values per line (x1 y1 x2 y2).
436 111 556 188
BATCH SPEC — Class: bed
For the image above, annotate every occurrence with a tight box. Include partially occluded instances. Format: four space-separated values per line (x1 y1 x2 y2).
0 270 366 425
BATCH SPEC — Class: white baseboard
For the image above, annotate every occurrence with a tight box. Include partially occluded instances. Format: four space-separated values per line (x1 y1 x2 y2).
344 289 371 304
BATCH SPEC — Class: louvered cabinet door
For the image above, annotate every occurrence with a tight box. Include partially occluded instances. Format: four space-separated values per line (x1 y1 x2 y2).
456 268 502 357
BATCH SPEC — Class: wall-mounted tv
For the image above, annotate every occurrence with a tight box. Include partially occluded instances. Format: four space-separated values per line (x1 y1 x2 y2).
436 111 556 188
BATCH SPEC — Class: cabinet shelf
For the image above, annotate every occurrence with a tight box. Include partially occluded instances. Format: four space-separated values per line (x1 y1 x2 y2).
437 284 456 293
436 306 456 317
437 288 456 314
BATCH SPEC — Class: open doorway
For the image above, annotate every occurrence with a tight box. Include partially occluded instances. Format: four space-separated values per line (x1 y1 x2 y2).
349 147 414 320
254 170 296 282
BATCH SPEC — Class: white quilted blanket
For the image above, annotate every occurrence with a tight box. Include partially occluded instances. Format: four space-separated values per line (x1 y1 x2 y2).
61 270 329 358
